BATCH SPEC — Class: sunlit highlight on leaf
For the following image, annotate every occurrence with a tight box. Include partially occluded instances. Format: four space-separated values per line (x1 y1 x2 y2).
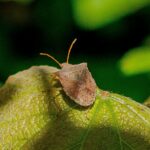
119 47 150 75
72 0 150 29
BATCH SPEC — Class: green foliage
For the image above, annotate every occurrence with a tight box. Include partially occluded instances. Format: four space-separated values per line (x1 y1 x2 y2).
119 46 150 75
0 66 150 149
72 0 150 29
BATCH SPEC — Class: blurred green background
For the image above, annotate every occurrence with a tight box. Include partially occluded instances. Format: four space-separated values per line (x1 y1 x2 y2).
0 0 150 103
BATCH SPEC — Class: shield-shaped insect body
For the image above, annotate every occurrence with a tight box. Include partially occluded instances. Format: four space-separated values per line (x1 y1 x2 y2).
40 39 97 107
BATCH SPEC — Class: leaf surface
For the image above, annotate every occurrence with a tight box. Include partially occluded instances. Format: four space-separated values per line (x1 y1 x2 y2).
0 66 150 149
72 0 150 29
119 46 150 75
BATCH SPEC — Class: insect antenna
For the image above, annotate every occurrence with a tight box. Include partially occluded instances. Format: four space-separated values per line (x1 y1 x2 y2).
40 52 62 68
66 38 77 64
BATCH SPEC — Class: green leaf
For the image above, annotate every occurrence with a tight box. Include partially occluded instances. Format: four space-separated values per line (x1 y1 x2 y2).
72 0 150 29
119 46 150 75
0 66 150 149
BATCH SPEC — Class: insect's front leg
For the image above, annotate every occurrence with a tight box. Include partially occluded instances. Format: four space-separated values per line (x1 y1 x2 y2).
50 72 64 113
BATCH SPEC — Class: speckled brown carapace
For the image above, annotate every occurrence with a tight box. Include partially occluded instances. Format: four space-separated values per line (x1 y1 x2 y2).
54 63 96 106
40 39 97 107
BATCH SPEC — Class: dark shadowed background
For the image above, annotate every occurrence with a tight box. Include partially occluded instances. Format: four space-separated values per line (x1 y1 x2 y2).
0 0 150 102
